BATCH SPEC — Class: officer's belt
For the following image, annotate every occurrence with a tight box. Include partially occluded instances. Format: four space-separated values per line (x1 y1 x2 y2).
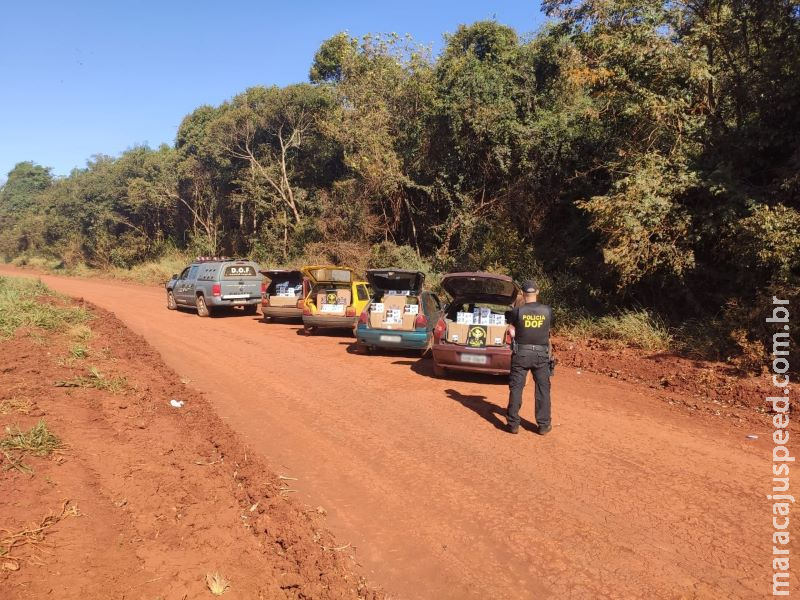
515 344 549 351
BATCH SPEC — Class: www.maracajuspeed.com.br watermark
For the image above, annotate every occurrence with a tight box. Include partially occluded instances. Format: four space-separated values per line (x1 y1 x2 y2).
767 297 792 596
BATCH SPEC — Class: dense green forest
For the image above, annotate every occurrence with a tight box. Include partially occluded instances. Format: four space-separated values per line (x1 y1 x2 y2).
1 0 798 365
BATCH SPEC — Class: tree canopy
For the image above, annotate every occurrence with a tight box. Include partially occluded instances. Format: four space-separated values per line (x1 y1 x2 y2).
1 0 798 361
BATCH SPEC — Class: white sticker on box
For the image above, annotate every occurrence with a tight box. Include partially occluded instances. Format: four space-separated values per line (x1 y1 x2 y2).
371 303 385 313
404 304 419 314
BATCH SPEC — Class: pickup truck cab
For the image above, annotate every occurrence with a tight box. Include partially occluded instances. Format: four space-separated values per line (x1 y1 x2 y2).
301 265 370 335
355 269 443 355
166 257 262 317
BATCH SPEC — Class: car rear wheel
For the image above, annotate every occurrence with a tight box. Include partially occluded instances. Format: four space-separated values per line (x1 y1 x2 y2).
433 362 446 378
354 342 370 355
196 295 211 317
303 325 316 336
167 291 177 310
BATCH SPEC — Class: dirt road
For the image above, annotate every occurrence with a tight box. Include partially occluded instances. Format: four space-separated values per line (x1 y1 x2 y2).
1 266 786 598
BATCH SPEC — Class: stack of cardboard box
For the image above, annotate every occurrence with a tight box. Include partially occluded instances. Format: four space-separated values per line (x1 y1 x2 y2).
446 309 508 346
317 288 350 314
368 295 418 330
269 281 298 307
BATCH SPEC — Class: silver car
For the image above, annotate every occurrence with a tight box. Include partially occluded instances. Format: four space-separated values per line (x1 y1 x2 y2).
166 258 262 317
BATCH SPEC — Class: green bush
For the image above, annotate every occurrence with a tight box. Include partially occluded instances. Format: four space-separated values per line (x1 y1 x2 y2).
561 308 673 351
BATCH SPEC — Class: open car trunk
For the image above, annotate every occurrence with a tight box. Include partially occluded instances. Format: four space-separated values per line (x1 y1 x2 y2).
261 269 305 307
365 269 424 331
300 266 356 316
308 283 352 315
440 273 520 348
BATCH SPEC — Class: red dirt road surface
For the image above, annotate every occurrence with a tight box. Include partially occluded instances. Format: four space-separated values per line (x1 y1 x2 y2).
1 266 794 598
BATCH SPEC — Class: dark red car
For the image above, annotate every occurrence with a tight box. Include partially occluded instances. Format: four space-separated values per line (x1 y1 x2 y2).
431 272 521 377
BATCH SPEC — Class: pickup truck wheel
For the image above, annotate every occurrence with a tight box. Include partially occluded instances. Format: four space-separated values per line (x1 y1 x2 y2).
167 291 177 310
196 295 211 317
433 362 445 378
243 304 258 316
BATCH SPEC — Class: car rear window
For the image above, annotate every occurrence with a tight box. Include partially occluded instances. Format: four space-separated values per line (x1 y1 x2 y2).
268 275 303 295
223 265 258 278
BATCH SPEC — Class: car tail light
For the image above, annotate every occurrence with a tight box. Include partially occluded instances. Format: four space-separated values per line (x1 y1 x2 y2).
358 310 369 325
303 306 312 316
433 318 447 342
260 281 267 295
296 298 305 310
415 313 428 329
212 283 221 297
345 306 356 318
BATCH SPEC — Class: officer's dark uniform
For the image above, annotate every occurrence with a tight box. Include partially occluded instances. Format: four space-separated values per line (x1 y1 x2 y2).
507 283 552 434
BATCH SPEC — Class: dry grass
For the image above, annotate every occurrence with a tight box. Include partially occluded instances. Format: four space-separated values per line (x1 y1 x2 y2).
67 324 93 342
205 572 230 596
0 500 80 570
55 366 127 393
0 398 33 415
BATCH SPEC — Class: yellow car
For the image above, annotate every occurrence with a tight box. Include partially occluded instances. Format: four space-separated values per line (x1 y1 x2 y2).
301 265 371 336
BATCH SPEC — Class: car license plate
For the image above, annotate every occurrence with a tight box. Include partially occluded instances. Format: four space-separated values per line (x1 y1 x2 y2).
460 353 488 365
320 304 343 313
224 294 250 299
379 335 402 343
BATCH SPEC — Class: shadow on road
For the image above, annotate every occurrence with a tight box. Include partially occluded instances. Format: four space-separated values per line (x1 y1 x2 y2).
444 388 537 433
293 327 354 338
396 359 509 386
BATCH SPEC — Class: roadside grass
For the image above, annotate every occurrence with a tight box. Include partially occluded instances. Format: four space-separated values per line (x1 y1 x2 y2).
1 420 63 474
10 255 63 271
0 277 91 338
559 309 673 352
69 344 90 359
7 251 190 286
55 366 128 393
60 252 189 286
1 421 62 456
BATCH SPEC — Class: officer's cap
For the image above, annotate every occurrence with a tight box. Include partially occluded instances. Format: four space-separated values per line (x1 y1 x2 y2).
521 280 539 293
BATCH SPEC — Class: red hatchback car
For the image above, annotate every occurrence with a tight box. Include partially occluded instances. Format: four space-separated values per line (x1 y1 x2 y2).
431 272 521 377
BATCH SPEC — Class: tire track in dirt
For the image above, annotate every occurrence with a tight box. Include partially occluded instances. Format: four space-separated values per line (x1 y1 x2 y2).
0 266 787 599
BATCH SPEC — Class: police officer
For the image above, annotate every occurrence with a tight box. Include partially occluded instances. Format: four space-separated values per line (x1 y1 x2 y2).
506 280 553 435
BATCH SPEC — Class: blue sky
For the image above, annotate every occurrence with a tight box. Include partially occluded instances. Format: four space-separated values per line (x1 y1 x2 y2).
0 1 546 180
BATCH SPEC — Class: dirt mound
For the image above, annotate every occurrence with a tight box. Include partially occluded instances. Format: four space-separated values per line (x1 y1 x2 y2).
0 298 382 599
554 336 790 429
